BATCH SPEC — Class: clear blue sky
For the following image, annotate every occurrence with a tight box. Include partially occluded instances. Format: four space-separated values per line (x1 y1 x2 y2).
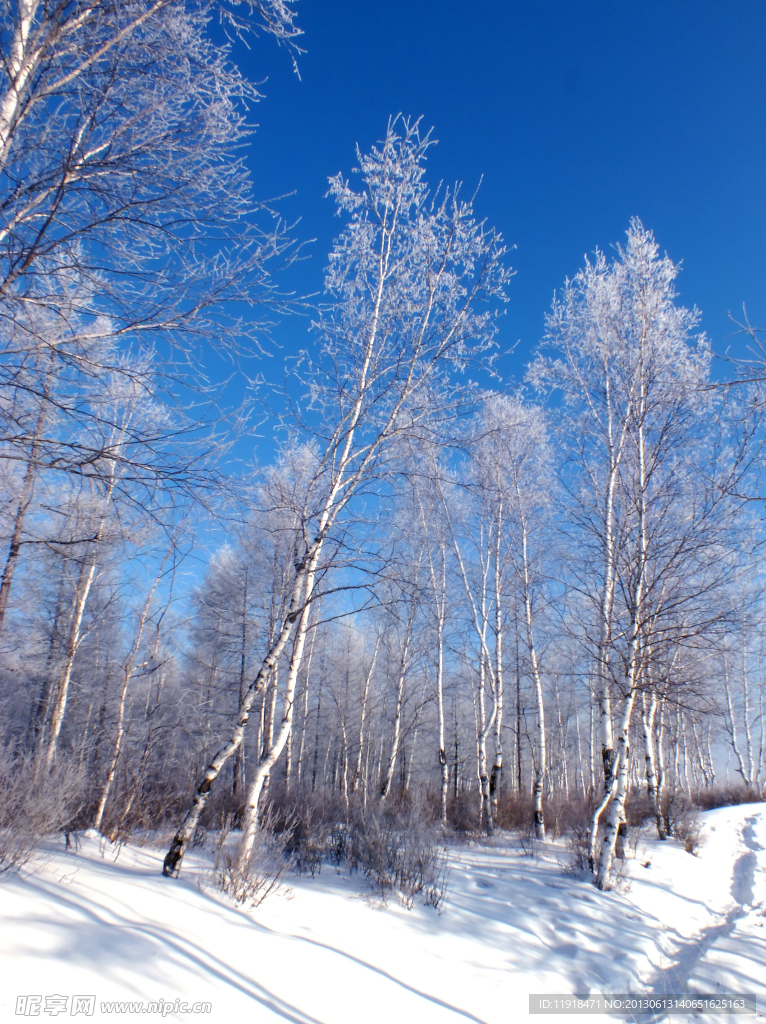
234 0 766 387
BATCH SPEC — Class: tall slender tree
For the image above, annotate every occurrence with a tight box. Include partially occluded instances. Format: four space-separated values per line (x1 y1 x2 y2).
164 118 511 875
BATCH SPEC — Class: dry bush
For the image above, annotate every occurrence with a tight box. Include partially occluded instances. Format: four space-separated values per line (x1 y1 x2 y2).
92 758 200 842
0 744 83 871
647 791 704 854
605 852 633 892
693 786 762 811
199 782 248 832
264 787 449 910
564 824 592 877
677 819 703 856
349 809 449 911
516 830 539 857
668 802 704 855
624 791 654 828
494 790 533 832
212 812 290 908
448 790 479 832
493 792 595 839
543 796 593 838
272 794 337 877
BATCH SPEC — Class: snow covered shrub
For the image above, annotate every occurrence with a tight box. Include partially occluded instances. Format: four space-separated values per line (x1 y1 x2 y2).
0 745 83 871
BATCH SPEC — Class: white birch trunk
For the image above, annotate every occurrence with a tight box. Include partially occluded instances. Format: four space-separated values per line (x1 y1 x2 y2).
595 688 637 889
519 510 546 840
92 564 163 831
724 666 752 789
0 400 48 632
475 650 493 833
642 690 665 838
0 1 41 171
352 631 379 794
44 547 100 769
490 508 505 820
236 570 317 869
596 362 648 890
380 625 412 801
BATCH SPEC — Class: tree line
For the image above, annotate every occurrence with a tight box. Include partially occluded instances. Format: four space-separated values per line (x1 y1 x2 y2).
1 1 764 894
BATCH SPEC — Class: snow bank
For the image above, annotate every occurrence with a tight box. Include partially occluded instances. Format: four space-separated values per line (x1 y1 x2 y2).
0 806 763 1023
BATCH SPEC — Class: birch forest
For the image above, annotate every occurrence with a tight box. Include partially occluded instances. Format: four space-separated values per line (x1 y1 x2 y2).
2 0 765 896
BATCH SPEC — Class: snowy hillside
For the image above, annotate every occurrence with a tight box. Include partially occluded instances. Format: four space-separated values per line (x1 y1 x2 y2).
1 805 764 1024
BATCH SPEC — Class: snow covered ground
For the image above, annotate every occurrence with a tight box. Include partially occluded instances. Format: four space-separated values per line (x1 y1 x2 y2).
0 804 764 1023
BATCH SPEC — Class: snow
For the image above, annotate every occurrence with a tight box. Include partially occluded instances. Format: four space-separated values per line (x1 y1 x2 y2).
1 806 764 1023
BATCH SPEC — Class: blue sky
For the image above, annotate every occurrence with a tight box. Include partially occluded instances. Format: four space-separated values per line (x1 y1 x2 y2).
237 0 766 390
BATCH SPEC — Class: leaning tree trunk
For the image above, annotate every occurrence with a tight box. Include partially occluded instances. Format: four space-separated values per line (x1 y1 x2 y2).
42 434 124 769
234 572 249 796
92 669 131 834
236 586 316 871
163 546 319 877
163 231 407 874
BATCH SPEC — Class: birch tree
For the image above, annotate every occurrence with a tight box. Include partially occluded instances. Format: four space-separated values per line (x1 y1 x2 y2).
440 474 502 834
0 1 300 634
409 450 451 825
472 396 554 838
0 0 298 334
163 118 511 875
532 221 740 888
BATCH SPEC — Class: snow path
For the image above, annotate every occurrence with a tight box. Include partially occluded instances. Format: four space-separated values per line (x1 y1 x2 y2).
0 806 764 1023
638 808 766 1023
648 815 760 984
